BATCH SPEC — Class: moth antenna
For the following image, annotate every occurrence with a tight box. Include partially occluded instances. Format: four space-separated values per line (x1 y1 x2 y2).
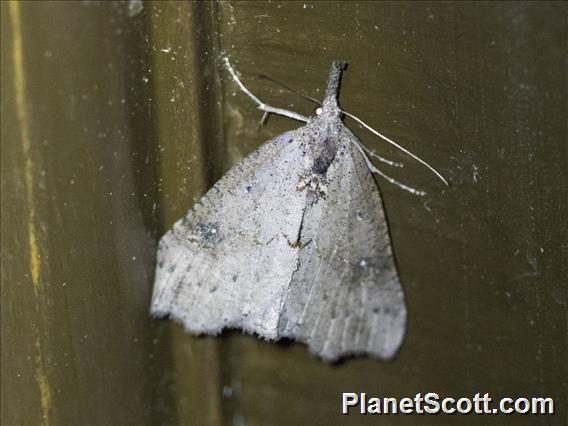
258 74 322 106
350 137 426 196
223 57 308 123
342 110 449 187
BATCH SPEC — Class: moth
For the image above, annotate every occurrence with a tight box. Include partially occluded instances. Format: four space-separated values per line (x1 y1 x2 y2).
151 59 446 361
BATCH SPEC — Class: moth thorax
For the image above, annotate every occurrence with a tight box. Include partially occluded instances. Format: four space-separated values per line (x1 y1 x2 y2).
311 136 337 176
319 99 341 121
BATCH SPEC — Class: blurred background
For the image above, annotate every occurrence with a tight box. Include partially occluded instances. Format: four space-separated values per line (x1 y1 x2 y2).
1 1 566 425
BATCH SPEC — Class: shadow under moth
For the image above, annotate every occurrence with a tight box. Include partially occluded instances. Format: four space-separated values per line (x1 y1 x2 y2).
151 58 447 362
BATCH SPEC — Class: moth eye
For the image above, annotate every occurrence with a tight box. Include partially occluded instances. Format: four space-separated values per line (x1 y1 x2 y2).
315 107 323 116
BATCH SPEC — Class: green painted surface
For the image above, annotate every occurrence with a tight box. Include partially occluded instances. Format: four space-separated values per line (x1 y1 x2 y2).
1 1 165 424
216 3 567 425
1 1 566 425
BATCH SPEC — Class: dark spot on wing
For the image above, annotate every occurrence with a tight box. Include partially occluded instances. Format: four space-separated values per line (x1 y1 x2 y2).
169 280 184 309
245 184 253 193
311 138 336 175
312 156 329 174
194 222 221 244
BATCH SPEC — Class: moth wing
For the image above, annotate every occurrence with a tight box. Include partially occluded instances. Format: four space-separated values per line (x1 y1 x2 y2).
151 130 307 339
278 129 406 361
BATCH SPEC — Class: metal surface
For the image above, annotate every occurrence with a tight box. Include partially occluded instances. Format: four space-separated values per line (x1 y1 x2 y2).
1 1 566 425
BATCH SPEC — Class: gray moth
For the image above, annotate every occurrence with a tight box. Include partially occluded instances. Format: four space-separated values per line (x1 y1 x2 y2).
151 60 407 361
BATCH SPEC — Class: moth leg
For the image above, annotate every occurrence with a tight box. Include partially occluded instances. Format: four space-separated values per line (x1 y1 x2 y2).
349 136 427 196
360 145 403 168
256 111 270 131
223 57 309 123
